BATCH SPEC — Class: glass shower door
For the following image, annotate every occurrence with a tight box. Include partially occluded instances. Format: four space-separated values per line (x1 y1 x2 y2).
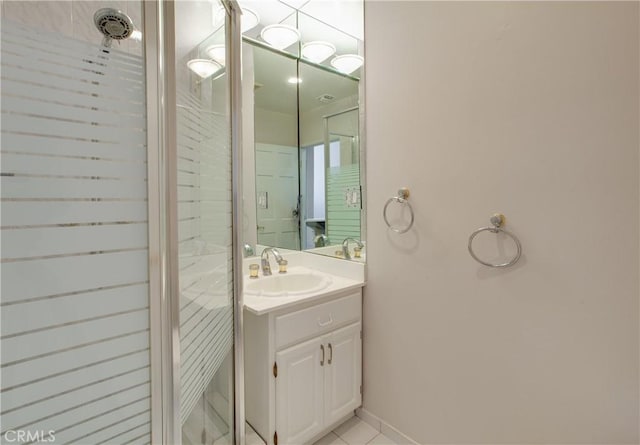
172 2 235 444
1 2 152 443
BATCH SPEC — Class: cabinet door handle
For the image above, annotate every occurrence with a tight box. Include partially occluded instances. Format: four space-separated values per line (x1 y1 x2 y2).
328 343 333 365
318 314 333 327
320 344 325 366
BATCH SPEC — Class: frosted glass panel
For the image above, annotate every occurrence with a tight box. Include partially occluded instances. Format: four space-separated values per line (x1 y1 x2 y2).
174 2 235 444
0 16 150 445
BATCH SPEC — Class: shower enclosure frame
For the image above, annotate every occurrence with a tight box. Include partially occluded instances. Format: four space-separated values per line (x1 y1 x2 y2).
144 1 245 444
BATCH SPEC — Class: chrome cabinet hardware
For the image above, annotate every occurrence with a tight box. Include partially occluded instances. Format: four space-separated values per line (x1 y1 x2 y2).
320 344 325 366
328 343 333 365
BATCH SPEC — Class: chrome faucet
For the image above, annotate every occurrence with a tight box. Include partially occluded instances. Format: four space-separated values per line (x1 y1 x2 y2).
314 234 330 247
261 247 283 276
342 238 364 260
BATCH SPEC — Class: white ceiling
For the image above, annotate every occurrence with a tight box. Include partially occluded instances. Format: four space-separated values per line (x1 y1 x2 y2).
296 0 363 40
175 0 363 57
238 0 363 40
238 0 362 55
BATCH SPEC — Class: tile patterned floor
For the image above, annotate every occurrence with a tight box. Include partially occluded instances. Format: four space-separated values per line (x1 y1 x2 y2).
313 416 396 445
245 415 395 445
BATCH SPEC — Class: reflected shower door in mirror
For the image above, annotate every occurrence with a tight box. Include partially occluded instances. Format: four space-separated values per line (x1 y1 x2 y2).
299 66 360 255
242 25 364 261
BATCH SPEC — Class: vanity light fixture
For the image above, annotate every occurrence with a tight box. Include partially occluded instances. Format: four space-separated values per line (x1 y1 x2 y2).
187 58 223 78
330 54 364 75
240 7 260 33
260 24 301 50
301 41 336 64
287 77 302 84
205 44 226 66
214 6 259 33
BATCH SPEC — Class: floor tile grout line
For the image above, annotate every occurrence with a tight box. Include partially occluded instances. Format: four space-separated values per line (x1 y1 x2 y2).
332 417 387 445
365 433 382 445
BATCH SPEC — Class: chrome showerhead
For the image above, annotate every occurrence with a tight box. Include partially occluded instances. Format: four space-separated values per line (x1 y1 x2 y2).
94 8 134 47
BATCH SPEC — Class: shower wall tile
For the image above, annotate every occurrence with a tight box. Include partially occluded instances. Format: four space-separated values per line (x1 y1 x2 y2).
3 1 73 38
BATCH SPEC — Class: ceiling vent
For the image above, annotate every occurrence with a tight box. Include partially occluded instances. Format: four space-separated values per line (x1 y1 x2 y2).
316 93 335 104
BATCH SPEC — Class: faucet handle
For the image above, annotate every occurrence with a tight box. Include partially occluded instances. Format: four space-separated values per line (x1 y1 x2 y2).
261 257 272 276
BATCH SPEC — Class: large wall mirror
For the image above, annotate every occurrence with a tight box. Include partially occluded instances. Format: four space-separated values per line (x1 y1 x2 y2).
241 0 365 261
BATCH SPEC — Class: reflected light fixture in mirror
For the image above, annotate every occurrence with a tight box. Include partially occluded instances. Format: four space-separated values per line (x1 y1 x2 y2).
260 24 301 50
214 6 260 33
206 44 226 66
330 54 364 74
187 59 223 78
301 41 336 64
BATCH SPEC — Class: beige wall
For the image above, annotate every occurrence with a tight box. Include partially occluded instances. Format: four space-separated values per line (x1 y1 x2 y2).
363 2 639 444
254 107 297 147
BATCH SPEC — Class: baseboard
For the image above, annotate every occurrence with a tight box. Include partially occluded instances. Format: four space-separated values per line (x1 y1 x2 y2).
355 408 419 445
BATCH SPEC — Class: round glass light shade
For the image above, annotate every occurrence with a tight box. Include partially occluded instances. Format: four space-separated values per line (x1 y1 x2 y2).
301 41 336 64
187 59 222 79
260 24 301 50
330 54 364 75
240 8 260 33
206 44 226 66
214 7 259 33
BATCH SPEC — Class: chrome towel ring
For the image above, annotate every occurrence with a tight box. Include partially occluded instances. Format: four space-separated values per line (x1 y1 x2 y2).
383 187 414 234
468 213 522 268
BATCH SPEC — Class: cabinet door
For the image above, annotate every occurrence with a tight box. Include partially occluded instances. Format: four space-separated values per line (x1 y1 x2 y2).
324 322 362 426
276 336 325 444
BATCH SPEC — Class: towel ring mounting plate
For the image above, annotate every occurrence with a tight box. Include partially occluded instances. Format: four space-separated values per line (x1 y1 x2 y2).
383 187 414 234
468 213 522 268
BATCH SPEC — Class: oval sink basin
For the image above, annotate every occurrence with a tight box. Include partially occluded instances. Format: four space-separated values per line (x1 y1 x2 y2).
245 271 332 297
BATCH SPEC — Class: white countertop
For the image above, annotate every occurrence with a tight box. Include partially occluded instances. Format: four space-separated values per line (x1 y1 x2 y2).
242 251 365 316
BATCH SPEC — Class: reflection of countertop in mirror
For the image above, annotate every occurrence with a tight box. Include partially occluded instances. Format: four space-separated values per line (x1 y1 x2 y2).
306 244 366 263
243 250 365 315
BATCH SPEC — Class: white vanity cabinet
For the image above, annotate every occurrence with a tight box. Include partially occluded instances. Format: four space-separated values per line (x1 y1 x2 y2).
245 290 362 445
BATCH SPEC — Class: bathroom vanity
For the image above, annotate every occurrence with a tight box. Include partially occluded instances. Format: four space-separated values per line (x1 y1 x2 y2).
244 253 365 445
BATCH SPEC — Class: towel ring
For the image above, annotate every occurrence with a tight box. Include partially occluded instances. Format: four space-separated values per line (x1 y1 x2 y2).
468 214 522 268
383 187 414 234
